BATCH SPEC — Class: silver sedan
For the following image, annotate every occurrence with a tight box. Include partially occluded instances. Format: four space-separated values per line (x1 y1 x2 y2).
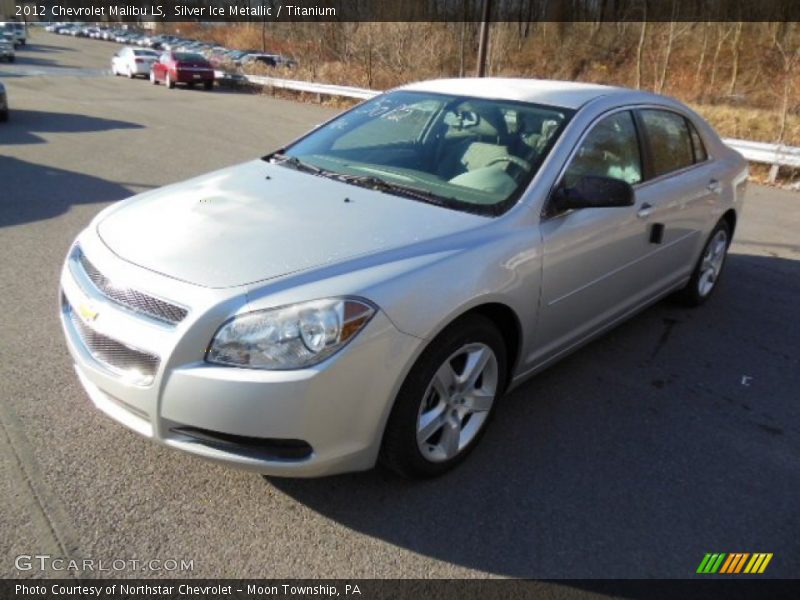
60 78 747 478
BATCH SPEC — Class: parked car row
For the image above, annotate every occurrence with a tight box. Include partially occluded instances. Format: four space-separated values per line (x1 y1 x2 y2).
46 23 296 73
111 47 215 90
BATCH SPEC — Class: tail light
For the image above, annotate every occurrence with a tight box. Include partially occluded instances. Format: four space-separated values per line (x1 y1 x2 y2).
135 58 144 64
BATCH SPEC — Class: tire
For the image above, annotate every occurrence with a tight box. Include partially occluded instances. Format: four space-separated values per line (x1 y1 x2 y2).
187 82 195 89
673 219 731 307
0 109 8 122
8 56 14 63
166 72 175 89
380 314 507 478
203 80 213 91
150 71 158 85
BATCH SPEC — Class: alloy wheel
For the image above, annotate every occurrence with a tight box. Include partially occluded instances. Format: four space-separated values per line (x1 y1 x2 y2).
698 229 728 297
416 343 499 462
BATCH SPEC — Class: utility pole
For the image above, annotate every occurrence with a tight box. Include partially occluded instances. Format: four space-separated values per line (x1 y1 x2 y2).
476 0 492 77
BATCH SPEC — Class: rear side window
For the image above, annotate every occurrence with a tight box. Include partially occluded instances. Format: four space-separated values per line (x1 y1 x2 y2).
688 121 708 163
639 109 694 177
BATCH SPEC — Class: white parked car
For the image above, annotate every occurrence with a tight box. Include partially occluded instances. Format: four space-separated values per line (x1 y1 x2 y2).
0 22 26 47
0 33 15 62
111 47 159 79
60 78 747 478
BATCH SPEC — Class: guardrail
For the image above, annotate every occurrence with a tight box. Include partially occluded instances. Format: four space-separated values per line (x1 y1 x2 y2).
215 70 378 100
216 71 800 177
723 138 800 181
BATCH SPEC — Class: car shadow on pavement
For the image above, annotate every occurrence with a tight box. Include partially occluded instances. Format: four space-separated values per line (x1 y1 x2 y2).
269 252 800 580
0 156 135 227
17 43 72 53
4 55 65 68
0 109 143 145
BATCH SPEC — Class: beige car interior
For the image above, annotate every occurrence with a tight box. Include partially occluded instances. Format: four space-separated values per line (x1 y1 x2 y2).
438 102 562 197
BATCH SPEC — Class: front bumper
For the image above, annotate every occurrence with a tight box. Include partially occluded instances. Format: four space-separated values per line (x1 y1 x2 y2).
59 233 422 477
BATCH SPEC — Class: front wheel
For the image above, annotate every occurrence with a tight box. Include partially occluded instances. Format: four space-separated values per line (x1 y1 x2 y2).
380 314 507 478
674 220 731 306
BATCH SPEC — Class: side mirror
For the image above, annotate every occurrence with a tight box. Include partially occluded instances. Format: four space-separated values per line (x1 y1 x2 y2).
554 175 635 211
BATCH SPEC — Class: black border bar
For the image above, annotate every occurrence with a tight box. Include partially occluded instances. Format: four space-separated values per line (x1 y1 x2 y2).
13 0 800 23
3 579 800 600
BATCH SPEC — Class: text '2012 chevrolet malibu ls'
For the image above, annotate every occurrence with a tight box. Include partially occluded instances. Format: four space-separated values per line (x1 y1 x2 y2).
60 78 747 478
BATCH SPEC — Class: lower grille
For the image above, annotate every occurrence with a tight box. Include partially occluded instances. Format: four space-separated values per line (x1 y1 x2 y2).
64 297 160 385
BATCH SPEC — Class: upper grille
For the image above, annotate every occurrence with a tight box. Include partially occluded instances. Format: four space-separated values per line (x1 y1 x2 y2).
75 249 188 324
66 298 160 385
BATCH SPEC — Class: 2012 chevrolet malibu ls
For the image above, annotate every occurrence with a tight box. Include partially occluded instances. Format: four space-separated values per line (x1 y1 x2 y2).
60 78 747 478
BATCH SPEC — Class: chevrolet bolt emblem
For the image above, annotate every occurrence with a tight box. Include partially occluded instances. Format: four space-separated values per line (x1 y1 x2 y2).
78 301 99 322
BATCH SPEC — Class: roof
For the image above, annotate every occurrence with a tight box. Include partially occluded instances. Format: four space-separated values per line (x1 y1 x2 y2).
396 77 628 110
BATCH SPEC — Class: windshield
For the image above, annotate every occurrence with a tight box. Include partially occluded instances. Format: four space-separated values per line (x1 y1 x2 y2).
275 90 572 215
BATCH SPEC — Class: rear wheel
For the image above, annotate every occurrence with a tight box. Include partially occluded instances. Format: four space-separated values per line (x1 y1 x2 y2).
380 314 507 478
674 220 731 306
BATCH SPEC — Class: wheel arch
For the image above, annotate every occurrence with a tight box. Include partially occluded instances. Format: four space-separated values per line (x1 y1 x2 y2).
721 208 737 237
449 302 523 391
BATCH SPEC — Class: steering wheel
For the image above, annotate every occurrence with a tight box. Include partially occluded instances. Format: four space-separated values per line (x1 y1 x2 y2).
485 155 532 172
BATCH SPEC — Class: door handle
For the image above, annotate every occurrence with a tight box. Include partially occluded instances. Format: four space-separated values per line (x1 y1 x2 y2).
637 203 653 219
707 179 722 194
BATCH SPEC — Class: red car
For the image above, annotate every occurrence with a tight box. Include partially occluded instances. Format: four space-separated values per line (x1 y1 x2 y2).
150 52 214 90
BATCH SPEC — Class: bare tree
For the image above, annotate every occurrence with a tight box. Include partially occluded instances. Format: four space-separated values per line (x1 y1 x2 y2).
727 21 744 96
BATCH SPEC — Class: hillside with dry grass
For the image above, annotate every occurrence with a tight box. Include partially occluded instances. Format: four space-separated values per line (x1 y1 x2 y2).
168 21 800 177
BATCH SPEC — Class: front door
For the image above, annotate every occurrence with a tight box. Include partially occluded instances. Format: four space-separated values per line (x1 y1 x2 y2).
533 110 654 365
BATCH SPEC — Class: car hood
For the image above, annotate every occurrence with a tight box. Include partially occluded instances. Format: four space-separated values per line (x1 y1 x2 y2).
97 160 488 288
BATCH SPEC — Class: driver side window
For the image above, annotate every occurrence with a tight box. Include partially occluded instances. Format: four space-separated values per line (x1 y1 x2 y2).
564 111 642 187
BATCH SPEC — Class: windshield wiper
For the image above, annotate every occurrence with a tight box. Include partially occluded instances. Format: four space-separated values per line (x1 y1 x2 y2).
334 174 453 208
266 155 458 209
267 152 327 176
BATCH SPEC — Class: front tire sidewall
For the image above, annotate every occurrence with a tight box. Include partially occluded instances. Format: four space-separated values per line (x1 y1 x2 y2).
380 315 507 478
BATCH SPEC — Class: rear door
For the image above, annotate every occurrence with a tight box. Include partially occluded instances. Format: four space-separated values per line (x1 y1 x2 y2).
633 108 720 285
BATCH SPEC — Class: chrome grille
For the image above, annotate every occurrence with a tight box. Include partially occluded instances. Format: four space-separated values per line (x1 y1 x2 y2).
75 249 188 324
65 298 160 385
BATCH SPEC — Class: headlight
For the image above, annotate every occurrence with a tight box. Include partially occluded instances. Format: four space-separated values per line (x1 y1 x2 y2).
206 297 376 370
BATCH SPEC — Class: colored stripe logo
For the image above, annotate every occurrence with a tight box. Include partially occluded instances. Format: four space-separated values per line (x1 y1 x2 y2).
697 553 773 574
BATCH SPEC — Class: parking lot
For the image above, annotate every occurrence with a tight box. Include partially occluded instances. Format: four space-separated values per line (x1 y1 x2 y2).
1 31 799 582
